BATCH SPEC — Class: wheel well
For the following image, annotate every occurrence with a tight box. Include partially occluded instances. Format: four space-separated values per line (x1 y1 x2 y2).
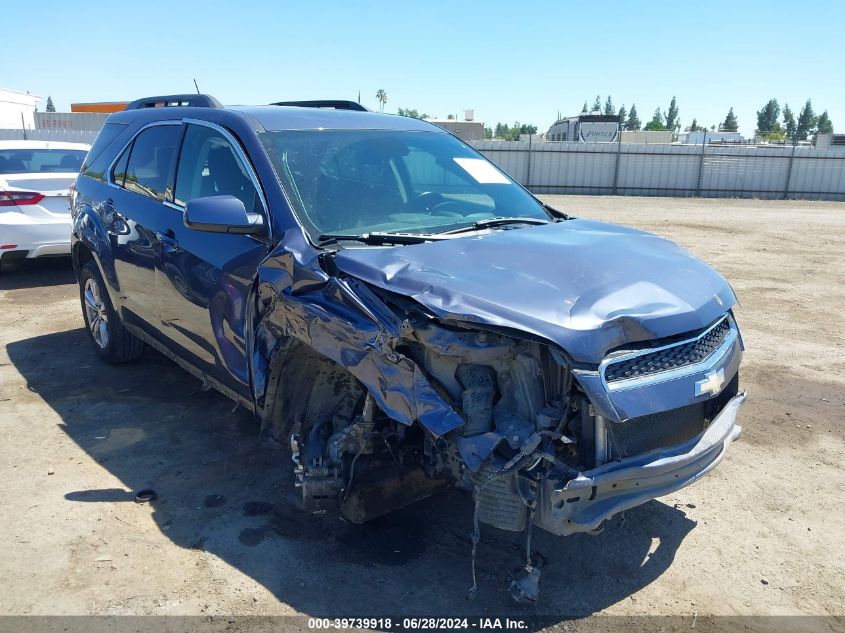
261 339 366 444
72 242 94 277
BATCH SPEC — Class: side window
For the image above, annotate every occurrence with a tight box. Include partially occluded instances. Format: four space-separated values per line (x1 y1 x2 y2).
174 124 263 214
111 145 130 187
124 125 181 200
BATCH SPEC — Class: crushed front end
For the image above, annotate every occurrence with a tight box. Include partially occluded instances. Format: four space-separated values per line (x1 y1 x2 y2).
261 228 745 604
403 312 744 541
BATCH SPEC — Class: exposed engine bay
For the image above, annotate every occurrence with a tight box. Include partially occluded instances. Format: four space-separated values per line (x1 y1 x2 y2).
281 292 742 604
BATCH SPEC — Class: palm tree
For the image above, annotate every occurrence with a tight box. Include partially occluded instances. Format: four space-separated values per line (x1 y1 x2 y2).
376 89 387 113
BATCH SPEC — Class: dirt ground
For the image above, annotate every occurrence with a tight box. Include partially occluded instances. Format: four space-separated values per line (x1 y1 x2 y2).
1 196 843 627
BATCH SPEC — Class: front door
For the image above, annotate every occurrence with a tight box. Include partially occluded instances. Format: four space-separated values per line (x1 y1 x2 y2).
155 122 271 400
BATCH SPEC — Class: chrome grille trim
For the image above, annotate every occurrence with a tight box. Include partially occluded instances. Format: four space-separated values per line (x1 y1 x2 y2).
600 315 737 392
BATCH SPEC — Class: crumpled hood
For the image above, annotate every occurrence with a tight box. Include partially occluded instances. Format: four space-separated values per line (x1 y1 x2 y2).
334 219 736 365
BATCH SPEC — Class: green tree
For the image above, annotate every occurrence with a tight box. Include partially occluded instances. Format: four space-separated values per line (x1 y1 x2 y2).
644 108 666 131
721 107 739 132
397 107 427 119
581 100 588 113
604 95 615 116
761 130 786 142
687 118 701 132
817 110 833 135
483 126 493 139
782 104 796 139
489 122 537 141
756 99 780 133
45 96 56 113
796 99 817 140
617 105 627 129
626 103 641 130
592 95 602 112
375 89 387 113
665 96 680 132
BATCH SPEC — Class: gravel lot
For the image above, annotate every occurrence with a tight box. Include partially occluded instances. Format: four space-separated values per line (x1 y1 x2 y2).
1 196 843 627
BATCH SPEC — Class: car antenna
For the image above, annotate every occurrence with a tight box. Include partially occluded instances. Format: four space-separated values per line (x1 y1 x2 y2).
193 78 200 95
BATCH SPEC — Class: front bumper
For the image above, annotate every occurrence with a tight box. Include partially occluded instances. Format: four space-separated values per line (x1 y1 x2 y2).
533 391 746 536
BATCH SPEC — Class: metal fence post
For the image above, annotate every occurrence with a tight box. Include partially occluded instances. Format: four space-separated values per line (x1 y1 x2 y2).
696 131 707 196
783 142 797 200
526 134 532 189
612 130 622 194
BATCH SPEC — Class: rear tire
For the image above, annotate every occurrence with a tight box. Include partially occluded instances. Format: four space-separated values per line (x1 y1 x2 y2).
79 260 144 363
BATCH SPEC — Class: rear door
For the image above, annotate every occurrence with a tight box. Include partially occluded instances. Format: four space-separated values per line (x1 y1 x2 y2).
106 123 182 331
155 121 271 400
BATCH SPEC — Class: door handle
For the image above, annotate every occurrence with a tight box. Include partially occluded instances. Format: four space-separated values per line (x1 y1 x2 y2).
156 230 180 253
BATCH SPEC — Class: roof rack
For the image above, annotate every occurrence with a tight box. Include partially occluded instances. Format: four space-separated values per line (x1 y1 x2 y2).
125 94 222 110
270 100 370 112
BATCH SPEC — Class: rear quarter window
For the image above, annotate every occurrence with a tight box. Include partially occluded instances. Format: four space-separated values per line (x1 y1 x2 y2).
80 122 128 180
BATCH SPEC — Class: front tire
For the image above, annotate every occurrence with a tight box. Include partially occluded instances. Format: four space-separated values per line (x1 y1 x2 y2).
79 260 144 363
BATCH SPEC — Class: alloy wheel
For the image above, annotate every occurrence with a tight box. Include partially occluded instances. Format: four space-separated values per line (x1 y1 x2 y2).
83 277 110 349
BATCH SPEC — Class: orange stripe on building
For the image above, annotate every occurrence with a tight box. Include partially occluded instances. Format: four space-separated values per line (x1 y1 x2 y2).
70 102 130 113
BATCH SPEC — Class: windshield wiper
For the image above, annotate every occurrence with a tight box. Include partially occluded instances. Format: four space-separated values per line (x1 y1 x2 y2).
318 232 445 246
439 216 550 235
542 202 571 220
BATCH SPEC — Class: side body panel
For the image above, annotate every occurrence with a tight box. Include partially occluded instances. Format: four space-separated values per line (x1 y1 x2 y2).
156 214 270 399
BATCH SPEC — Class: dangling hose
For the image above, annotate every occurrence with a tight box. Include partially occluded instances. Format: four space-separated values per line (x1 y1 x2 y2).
466 453 534 600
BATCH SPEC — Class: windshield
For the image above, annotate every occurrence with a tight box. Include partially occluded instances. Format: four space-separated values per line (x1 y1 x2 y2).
0 149 87 174
260 129 548 240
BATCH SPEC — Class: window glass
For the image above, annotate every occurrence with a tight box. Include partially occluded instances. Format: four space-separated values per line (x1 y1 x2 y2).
124 125 181 200
0 149 87 174
111 145 130 187
260 130 546 238
399 147 475 194
174 124 262 214
81 122 127 172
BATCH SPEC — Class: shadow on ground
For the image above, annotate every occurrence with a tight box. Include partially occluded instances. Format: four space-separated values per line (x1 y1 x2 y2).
0 257 75 290
7 327 696 620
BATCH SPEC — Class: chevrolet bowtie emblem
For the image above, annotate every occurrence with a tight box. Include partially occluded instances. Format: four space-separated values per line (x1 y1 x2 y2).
695 368 726 397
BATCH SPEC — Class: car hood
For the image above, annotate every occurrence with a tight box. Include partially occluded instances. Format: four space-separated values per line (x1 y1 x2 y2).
333 219 736 365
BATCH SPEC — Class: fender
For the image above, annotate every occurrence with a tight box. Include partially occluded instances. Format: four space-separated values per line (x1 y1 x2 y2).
248 230 465 438
71 199 119 295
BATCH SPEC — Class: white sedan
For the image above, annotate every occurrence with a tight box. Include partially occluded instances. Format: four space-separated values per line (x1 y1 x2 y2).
0 140 90 270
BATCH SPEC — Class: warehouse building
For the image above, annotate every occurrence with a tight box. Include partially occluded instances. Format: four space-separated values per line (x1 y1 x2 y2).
0 87 40 129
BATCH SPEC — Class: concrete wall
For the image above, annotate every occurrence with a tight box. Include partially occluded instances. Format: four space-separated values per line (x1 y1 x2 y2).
0 128 99 143
34 112 109 131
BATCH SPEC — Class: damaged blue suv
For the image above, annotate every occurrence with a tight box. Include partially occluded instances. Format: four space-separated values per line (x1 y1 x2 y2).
71 94 745 603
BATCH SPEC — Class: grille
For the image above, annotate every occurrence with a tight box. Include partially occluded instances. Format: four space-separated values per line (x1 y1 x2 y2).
605 318 731 384
607 374 739 459
608 401 707 459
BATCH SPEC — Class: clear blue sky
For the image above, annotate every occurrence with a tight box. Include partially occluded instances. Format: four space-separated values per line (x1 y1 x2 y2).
4 0 843 136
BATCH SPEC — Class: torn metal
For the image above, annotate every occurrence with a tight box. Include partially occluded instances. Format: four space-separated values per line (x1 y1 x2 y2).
246 220 745 604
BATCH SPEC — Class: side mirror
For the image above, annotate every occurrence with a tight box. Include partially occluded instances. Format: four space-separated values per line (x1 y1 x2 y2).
184 195 265 235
